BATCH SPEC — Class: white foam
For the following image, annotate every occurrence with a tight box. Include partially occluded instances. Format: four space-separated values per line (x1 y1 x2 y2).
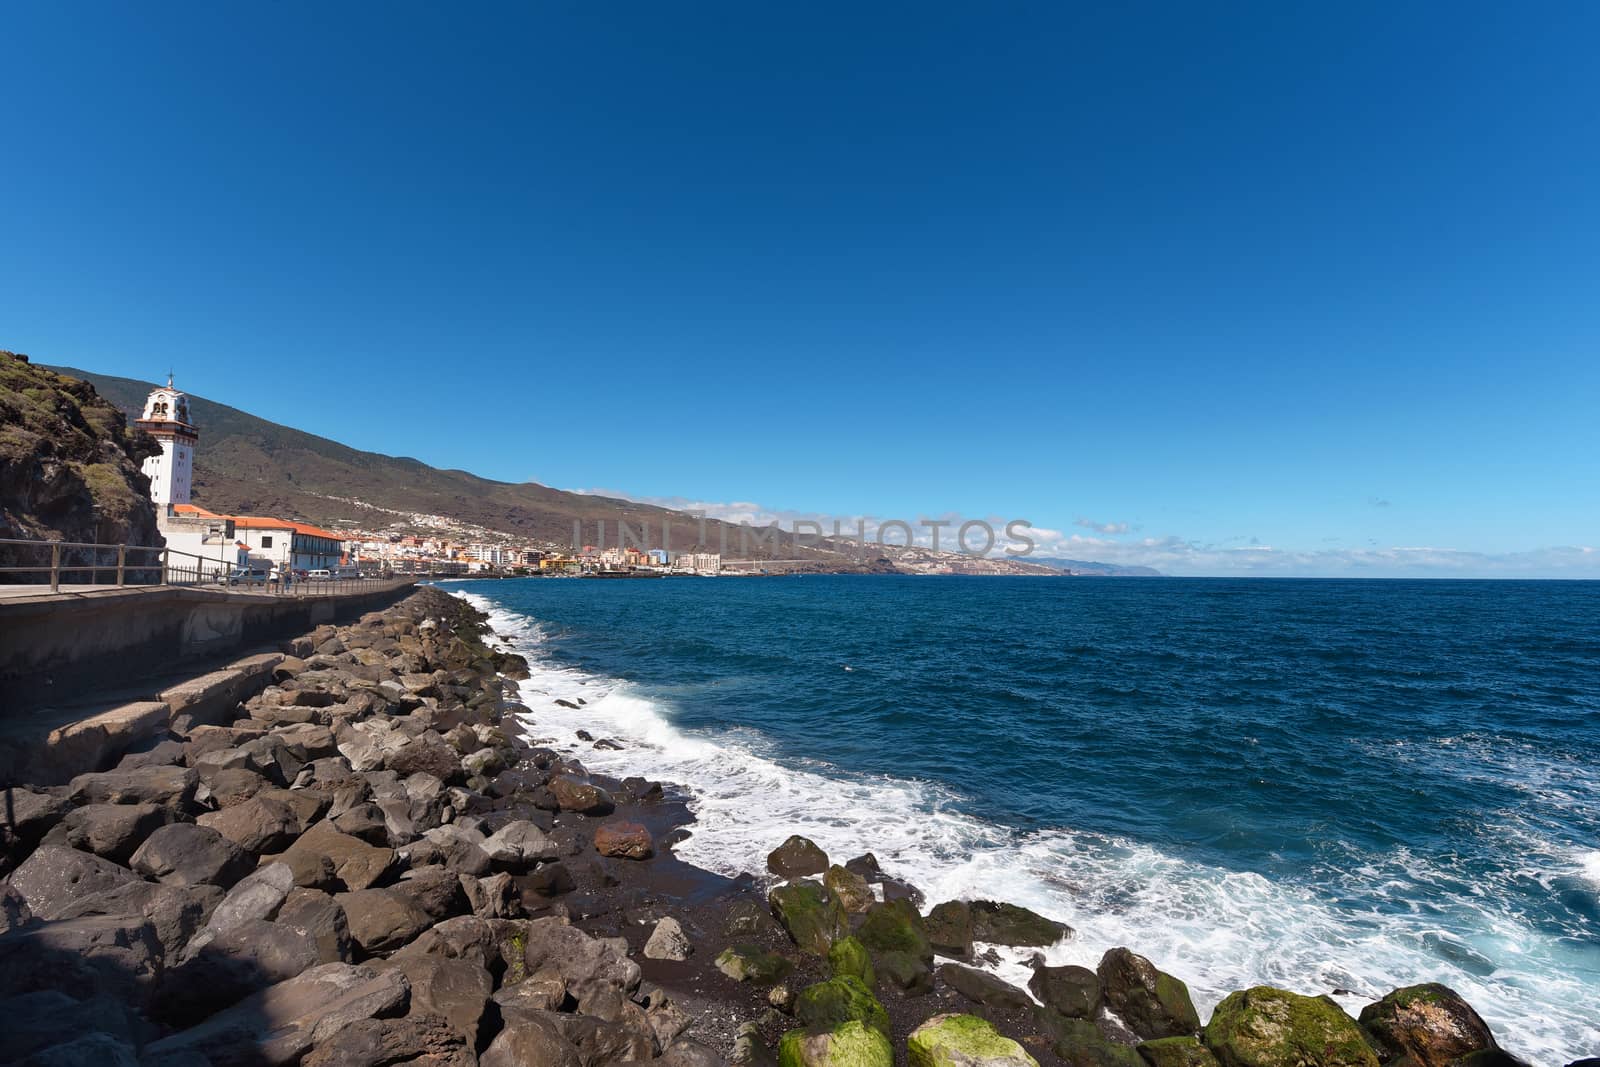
460 589 1600 1065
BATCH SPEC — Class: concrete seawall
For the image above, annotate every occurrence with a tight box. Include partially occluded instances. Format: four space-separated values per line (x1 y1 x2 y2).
0 579 417 718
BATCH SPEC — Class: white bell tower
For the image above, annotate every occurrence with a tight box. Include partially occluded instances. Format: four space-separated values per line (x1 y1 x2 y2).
135 374 199 507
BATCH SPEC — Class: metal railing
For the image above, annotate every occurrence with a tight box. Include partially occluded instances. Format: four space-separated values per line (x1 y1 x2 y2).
0 537 397 597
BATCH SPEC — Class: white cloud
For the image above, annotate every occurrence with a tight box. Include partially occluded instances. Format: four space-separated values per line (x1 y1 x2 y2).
1074 517 1130 535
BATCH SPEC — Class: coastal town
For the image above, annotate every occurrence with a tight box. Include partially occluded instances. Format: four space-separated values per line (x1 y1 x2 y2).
136 377 725 581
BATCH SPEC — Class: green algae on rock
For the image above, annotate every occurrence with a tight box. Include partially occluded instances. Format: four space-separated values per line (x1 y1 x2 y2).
716 944 794 985
967 900 1071 947
1137 1036 1221 1067
824 864 874 914
795 975 890 1036
855 899 933 993
1203 986 1379 1067
925 900 975 958
908 1013 1040 1067
1045 1016 1144 1067
827 936 875 987
779 1019 894 1067
770 881 848 956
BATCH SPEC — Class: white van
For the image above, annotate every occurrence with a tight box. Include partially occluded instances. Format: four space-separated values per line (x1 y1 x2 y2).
306 569 333 581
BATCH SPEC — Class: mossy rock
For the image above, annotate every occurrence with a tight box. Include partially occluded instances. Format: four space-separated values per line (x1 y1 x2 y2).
825 864 875 913
1029 961 1100 1020
796 975 890 1035
925 900 975 958
829 936 875 987
908 1012 1040 1067
1049 1017 1144 1067
857 899 931 960
1357 984 1496 1067
1203 987 1379 1067
1097 948 1201 1039
968 900 1071 947
875 949 933 995
717 944 795 985
779 1019 893 1067
770 881 849 956
1137 1036 1220 1067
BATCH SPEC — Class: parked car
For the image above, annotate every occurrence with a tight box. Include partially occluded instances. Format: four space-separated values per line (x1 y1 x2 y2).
220 567 267 586
306 569 333 581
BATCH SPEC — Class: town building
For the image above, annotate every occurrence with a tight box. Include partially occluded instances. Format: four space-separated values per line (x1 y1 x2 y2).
135 376 198 507
674 552 722 575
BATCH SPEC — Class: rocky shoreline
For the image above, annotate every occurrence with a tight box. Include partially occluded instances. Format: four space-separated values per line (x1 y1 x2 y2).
0 587 1558 1067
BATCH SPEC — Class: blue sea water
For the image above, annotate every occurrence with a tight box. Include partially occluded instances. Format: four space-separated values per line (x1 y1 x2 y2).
442 576 1600 1063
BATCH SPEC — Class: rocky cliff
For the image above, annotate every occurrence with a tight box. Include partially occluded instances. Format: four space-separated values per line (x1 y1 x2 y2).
0 351 160 558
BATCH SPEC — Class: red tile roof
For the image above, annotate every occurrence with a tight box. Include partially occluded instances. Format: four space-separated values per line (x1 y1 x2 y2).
180 508 344 542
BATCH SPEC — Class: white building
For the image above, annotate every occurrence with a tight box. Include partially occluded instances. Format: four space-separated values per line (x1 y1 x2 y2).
135 376 198 507
673 552 722 575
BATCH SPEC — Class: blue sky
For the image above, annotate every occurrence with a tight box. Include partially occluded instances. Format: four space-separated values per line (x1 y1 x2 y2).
3 3 1597 576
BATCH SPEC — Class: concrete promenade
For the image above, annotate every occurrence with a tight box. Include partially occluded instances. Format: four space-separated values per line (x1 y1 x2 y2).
0 577 417 718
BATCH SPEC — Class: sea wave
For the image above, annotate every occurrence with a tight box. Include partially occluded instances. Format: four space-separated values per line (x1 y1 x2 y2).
459 589 1600 1065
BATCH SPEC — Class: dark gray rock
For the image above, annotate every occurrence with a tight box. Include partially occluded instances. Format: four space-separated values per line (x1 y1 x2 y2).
143 962 410 1067
766 834 828 879
1096 947 1200 1040
1031 959 1102 1019
969 899 1072 947
393 864 470 921
1 788 72 848
0 914 163 1007
337 888 433 955
196 795 300 854
663 1038 730 1067
547 775 615 815
386 735 464 784
301 1014 474 1067
0 990 146 1063
22 1031 141 1067
420 823 492 875
481 1014 581 1067
521 916 641 997
383 955 492 1045
131 823 254 889
155 918 322 1025
201 862 296 936
45 801 166 863
117 737 187 770
68 765 198 815
8 844 142 919
276 888 353 964
482 818 557 868
276 821 395 890
938 962 1035 1013
196 767 268 808
52 880 218 959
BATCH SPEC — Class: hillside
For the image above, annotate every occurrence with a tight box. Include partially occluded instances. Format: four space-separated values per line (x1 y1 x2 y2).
1 351 161 559
46 365 853 564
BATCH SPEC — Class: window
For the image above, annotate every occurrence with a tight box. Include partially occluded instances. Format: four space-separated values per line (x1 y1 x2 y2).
261 536 273 548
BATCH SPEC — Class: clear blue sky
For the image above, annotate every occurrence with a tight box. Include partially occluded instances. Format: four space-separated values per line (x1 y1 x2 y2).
4 3 1597 575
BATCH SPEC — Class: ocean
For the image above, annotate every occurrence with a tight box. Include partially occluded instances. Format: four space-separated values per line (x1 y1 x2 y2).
440 575 1600 1063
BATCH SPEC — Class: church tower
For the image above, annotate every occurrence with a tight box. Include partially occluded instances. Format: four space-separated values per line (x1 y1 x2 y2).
135 375 198 507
